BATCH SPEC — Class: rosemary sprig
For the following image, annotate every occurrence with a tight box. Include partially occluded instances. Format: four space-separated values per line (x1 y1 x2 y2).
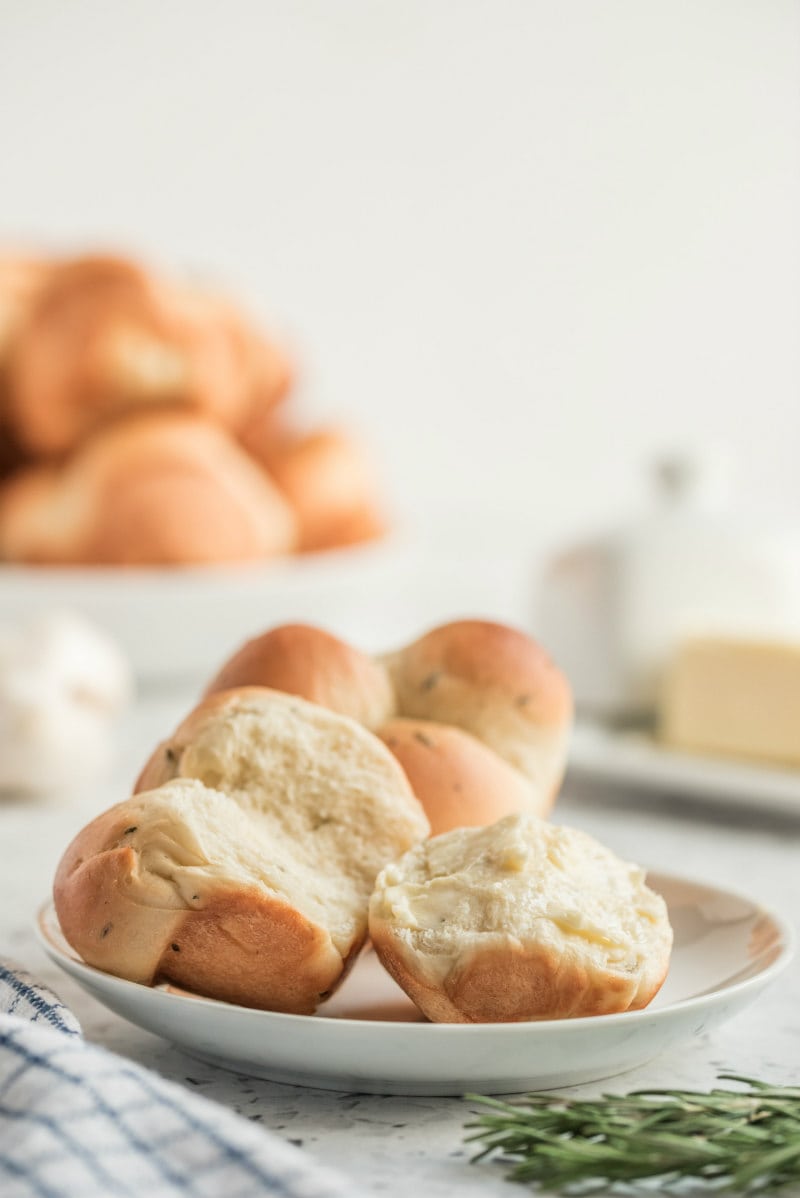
464 1076 800 1193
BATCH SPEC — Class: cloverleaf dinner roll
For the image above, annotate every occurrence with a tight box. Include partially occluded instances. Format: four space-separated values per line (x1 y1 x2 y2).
55 688 429 1012
369 813 672 1023
204 619 573 834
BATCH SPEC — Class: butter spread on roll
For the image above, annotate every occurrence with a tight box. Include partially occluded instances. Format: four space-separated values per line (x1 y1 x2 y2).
369 813 672 1023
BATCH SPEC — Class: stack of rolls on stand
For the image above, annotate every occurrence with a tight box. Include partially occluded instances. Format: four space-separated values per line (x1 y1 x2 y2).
54 618 673 1019
0 249 385 561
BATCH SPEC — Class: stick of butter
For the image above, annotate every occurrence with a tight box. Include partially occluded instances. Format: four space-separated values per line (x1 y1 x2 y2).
660 637 800 768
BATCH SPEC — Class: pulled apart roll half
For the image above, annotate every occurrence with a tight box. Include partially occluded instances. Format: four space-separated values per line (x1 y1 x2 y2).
55 688 429 1012
369 813 672 1023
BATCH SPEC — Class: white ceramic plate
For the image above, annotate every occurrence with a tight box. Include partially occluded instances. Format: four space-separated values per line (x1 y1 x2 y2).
569 720 800 817
36 872 793 1096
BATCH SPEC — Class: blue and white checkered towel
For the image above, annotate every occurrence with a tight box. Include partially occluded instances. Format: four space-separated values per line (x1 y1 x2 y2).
0 959 365 1198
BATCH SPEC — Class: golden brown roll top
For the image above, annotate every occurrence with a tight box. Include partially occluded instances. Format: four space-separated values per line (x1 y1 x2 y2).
5 255 268 456
382 619 573 801
204 624 395 728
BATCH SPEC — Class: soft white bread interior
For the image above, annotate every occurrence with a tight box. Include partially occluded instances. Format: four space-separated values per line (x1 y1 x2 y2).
55 687 429 1011
205 619 573 834
369 812 672 1023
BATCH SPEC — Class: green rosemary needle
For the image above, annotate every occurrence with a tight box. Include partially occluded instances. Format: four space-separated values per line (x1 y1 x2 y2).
464 1076 800 1193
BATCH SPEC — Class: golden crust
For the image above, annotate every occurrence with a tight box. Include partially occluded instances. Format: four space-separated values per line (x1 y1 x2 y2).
253 428 385 552
368 925 667 1023
375 717 550 836
154 890 362 1012
386 619 572 728
203 625 394 728
383 619 572 798
5 255 260 455
53 797 348 1012
54 801 185 986
0 412 298 565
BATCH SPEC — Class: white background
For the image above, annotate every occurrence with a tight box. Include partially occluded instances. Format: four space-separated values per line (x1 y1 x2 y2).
2 0 799 549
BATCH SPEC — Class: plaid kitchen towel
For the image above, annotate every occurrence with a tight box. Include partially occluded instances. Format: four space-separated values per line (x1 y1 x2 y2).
0 959 366 1198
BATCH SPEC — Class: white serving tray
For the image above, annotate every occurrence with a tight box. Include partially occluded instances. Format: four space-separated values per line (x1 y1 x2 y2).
569 719 800 816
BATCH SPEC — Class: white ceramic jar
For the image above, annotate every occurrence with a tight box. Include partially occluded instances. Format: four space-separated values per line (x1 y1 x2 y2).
537 452 800 719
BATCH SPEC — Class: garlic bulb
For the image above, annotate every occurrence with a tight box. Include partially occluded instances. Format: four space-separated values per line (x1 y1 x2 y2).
0 611 132 794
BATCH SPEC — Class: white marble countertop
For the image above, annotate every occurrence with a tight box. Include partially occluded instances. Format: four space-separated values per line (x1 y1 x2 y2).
2 687 799 1196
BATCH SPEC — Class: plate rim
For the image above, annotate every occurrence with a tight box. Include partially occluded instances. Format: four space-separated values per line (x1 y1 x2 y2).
35 868 795 1036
